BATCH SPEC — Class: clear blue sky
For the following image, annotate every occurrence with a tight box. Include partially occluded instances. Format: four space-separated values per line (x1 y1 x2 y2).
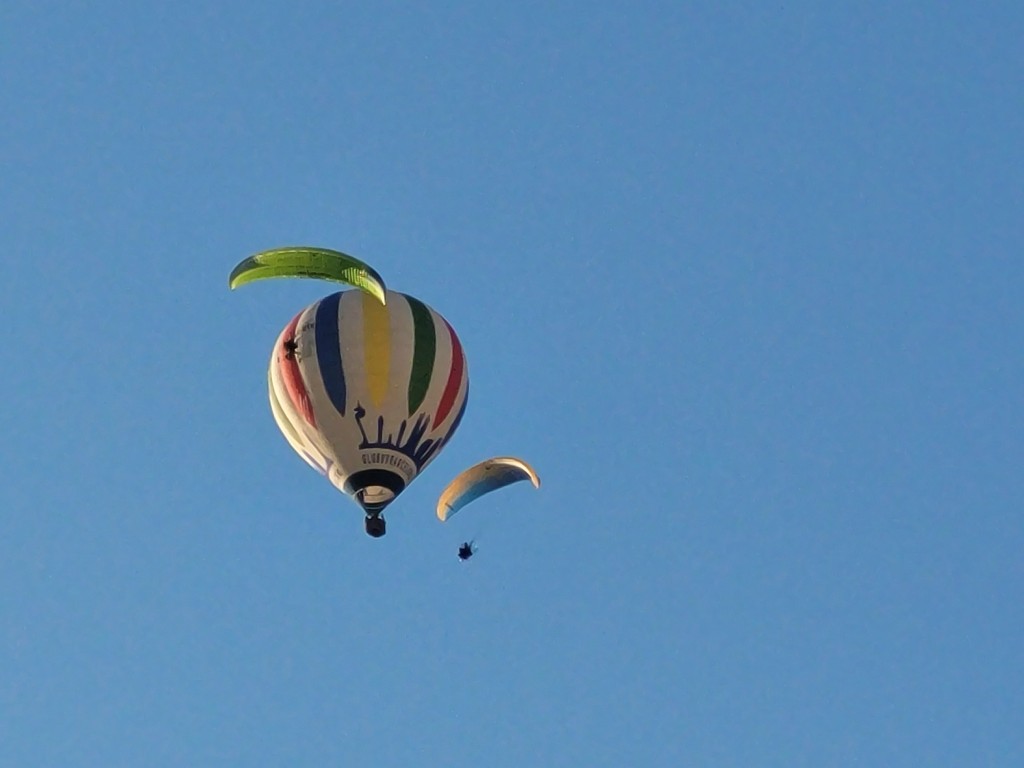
2 2 1021 765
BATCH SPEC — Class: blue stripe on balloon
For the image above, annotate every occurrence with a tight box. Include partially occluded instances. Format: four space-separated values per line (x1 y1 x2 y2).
315 292 347 416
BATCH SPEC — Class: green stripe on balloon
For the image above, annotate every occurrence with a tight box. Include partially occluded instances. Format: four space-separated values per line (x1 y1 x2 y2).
405 294 437 416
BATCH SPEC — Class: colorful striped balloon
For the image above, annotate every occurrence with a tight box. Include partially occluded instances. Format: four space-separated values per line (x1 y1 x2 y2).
268 290 469 518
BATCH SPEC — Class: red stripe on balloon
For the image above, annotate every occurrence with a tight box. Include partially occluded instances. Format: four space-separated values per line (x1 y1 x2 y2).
280 312 317 428
434 319 464 427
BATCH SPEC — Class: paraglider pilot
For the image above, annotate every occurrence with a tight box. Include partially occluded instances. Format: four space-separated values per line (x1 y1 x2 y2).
457 542 475 561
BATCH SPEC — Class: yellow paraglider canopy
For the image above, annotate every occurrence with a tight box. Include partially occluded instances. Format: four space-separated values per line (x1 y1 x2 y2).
436 456 540 521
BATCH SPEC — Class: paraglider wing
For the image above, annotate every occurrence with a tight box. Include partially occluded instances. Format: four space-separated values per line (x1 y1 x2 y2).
436 457 540 521
229 246 387 304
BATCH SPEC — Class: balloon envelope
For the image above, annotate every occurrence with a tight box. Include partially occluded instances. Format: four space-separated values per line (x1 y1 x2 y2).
269 290 468 515
436 457 540 521
230 246 387 304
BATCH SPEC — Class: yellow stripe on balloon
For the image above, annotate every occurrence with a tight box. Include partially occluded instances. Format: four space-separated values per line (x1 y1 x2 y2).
362 291 391 408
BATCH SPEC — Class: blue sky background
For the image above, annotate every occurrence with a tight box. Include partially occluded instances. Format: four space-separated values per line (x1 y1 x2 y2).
2 2 1022 765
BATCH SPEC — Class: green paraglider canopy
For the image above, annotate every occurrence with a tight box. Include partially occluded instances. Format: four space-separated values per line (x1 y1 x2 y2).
229 246 387 304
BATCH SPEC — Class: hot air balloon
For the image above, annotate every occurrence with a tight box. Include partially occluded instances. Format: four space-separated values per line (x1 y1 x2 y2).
436 457 540 522
230 246 387 304
268 289 469 536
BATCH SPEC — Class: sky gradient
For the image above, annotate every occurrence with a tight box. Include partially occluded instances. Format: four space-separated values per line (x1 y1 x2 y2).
2 2 1022 765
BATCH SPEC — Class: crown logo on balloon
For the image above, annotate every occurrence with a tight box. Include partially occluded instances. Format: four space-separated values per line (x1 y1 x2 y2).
354 403 445 471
